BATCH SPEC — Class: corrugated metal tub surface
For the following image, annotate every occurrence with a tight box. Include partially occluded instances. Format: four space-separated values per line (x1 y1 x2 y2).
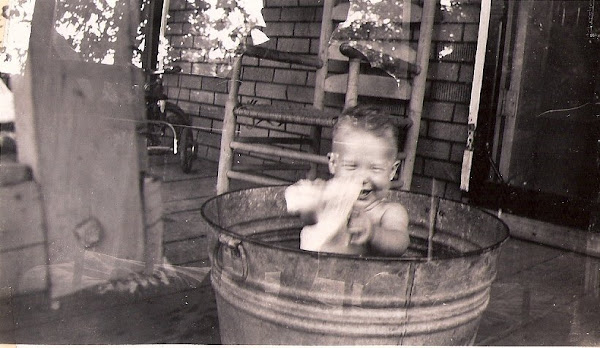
201 186 509 345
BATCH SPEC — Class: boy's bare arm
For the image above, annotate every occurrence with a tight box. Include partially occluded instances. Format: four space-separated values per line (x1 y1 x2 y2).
369 203 410 256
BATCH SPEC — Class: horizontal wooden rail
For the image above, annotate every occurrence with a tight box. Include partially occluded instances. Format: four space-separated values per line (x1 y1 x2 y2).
332 2 423 22
235 105 338 127
234 164 310 172
324 73 412 100
227 170 290 186
491 210 600 258
236 136 313 145
243 45 323 68
231 141 329 165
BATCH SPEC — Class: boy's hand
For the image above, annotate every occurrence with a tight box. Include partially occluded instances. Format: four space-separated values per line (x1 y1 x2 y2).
285 179 326 216
315 176 362 224
347 209 373 245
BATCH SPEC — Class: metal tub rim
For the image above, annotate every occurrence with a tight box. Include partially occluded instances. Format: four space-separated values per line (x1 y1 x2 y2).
200 185 510 261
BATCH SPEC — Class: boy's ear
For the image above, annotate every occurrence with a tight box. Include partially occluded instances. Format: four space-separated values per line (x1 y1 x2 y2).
389 160 401 181
327 152 337 175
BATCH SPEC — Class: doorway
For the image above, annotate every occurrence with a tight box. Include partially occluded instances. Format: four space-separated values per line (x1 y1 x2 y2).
471 0 600 228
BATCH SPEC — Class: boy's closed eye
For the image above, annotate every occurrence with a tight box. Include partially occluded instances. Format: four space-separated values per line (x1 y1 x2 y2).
342 162 357 170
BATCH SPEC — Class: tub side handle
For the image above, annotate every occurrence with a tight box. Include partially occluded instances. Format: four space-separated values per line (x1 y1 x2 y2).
213 234 248 282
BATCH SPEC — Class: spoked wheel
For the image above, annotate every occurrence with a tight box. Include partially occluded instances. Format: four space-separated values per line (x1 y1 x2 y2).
179 127 197 173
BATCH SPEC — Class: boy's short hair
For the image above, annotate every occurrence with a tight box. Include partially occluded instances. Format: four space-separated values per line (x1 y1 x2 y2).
332 105 399 152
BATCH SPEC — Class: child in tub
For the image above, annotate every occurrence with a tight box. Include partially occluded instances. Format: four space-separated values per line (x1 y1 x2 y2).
285 105 410 256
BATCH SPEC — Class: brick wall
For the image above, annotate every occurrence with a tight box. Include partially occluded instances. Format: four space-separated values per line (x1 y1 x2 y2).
164 0 482 200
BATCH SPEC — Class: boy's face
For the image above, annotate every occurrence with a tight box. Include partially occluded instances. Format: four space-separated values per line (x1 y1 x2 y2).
329 128 400 209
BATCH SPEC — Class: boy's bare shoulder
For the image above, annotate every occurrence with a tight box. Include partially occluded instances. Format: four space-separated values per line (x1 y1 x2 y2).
380 201 409 226
381 201 408 214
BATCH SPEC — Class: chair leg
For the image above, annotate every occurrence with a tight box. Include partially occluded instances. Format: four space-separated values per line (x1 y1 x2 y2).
217 57 243 194
345 59 361 108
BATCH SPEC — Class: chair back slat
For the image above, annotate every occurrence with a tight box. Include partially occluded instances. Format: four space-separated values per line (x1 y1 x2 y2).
324 73 412 100
243 45 323 68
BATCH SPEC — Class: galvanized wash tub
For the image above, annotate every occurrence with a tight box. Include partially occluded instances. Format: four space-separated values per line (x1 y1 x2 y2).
201 186 509 345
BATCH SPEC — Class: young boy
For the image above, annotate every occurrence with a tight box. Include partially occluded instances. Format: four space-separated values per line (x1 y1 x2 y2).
285 105 410 256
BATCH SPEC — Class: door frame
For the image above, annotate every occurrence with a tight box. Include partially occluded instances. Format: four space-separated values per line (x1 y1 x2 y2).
467 0 595 229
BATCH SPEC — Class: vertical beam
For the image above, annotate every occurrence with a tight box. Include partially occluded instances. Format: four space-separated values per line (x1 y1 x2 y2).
307 0 335 180
157 0 171 70
12 0 146 297
216 56 242 194
460 0 492 191
400 0 436 191
497 1 531 178
345 59 360 108
142 0 165 71
491 0 516 165
313 0 334 111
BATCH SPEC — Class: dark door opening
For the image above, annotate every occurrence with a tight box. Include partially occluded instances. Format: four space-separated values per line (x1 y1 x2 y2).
470 0 600 229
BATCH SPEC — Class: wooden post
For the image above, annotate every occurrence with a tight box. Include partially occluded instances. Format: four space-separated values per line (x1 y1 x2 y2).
141 0 165 71
12 0 146 297
400 0 436 191
157 0 171 70
308 0 335 180
496 1 533 180
460 0 492 191
216 56 242 194
345 59 361 108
